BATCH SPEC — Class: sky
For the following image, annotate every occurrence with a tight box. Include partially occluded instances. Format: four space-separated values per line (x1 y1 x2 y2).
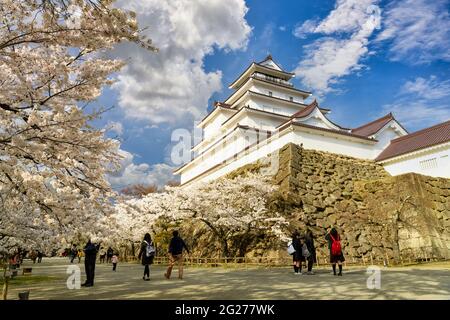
92 0 450 191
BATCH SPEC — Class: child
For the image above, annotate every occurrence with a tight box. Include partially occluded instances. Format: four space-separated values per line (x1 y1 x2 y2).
111 254 118 271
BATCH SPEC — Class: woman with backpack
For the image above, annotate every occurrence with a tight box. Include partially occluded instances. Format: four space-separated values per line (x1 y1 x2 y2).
138 233 155 281
325 227 345 276
304 229 316 275
291 231 304 275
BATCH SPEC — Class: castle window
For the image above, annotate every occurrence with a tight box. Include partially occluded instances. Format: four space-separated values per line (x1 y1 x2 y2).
419 158 437 170
268 91 272 96
289 96 293 101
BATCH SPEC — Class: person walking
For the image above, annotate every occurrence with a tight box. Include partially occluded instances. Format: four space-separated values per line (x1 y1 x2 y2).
98 247 106 263
106 247 114 264
70 244 77 263
164 230 189 280
37 250 43 263
138 233 155 281
291 231 304 275
111 253 118 271
304 229 316 275
325 227 345 276
82 239 100 287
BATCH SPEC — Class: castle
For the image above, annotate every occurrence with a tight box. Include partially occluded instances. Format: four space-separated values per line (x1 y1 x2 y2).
174 56 450 184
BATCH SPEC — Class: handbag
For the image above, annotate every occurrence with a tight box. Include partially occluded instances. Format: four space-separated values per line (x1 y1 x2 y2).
287 242 296 255
302 243 311 258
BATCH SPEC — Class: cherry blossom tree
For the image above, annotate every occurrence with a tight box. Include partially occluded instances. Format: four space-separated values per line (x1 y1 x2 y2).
112 173 288 257
0 0 156 254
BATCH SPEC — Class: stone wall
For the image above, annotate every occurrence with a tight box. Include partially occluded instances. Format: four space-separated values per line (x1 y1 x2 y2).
273 143 450 262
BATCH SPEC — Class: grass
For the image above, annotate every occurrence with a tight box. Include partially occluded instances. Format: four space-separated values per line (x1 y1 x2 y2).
0 275 61 286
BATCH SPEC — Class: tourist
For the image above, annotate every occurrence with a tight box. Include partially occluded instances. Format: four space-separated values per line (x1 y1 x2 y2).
82 239 100 287
106 247 114 263
138 233 155 281
37 250 43 263
164 230 190 280
70 244 78 263
111 253 118 271
304 230 316 275
325 227 345 276
99 247 106 263
291 231 303 275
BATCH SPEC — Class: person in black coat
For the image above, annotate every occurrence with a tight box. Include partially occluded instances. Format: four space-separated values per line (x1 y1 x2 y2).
138 233 154 281
164 230 189 279
305 229 316 275
106 247 114 263
82 239 100 287
291 231 304 275
325 227 345 276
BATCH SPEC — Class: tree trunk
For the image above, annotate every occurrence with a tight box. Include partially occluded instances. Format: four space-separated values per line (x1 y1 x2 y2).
392 213 401 265
220 239 229 257
2 268 8 300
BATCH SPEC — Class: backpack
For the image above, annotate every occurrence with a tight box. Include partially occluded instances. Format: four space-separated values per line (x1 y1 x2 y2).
302 243 311 258
287 241 296 255
330 234 342 256
145 241 155 258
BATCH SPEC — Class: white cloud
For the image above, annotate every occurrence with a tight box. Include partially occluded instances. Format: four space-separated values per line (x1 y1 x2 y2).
108 149 176 189
376 0 450 64
293 19 319 39
382 76 450 129
294 0 381 95
106 121 124 136
315 0 380 34
112 0 251 126
401 76 450 100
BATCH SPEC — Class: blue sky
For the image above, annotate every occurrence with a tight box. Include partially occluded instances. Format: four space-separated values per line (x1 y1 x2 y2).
94 0 450 189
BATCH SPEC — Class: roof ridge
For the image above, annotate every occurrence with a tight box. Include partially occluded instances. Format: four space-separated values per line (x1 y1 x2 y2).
390 119 450 143
352 113 393 131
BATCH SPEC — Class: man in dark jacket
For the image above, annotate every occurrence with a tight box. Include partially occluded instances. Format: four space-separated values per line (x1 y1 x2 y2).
164 230 189 280
82 239 100 287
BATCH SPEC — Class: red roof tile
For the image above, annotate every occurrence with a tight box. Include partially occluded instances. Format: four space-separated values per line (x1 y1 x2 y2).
351 113 395 137
376 120 450 161
291 99 319 118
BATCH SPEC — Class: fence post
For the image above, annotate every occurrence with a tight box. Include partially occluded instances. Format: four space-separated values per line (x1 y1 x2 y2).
362 255 366 266
370 253 374 265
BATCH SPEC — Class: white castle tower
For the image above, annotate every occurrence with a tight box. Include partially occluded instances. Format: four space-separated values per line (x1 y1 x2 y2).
174 55 438 185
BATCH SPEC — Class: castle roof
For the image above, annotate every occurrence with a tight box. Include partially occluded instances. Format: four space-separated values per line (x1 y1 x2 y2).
351 113 405 137
228 55 296 89
376 120 450 161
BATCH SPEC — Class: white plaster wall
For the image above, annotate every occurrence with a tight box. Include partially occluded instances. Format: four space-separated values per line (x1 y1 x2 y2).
250 81 306 102
290 129 376 160
243 113 285 131
180 129 265 184
203 112 233 140
382 145 450 178
371 125 405 159
301 115 332 129
245 95 304 117
180 127 378 184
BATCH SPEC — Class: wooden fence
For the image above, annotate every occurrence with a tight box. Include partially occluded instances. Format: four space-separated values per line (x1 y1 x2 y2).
124 246 449 268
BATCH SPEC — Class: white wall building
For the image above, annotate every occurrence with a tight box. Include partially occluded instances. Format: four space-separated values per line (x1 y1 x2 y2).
377 121 450 178
174 56 449 185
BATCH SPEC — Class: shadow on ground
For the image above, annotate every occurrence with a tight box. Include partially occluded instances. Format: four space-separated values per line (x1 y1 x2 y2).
6 258 450 300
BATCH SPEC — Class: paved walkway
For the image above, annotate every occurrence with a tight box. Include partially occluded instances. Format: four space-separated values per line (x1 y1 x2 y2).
5 258 450 300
